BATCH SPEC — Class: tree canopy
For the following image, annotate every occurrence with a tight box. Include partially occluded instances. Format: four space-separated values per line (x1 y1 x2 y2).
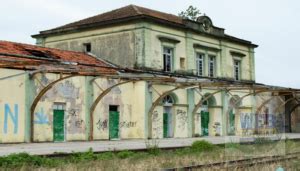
178 5 201 21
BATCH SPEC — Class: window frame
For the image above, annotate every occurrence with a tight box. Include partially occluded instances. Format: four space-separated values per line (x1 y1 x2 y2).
208 55 216 78
83 43 92 53
163 46 174 72
196 53 205 76
233 59 241 81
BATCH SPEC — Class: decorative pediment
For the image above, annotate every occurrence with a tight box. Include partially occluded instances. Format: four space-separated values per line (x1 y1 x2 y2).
230 51 246 57
157 36 181 44
193 43 221 52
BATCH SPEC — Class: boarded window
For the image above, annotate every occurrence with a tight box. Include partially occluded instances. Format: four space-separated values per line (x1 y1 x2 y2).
180 57 185 69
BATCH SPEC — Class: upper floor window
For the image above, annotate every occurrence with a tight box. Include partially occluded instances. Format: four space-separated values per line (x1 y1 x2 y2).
208 55 216 77
234 60 241 81
196 53 204 76
163 47 173 72
83 43 91 53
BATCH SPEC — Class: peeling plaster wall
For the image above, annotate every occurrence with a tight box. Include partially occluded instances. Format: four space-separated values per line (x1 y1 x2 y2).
194 89 223 136
42 24 137 68
151 85 189 138
33 73 87 142
144 23 254 81
0 69 26 143
93 79 146 140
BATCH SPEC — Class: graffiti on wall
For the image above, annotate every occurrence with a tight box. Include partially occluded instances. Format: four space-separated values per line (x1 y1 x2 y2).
96 119 108 131
34 108 49 124
120 121 137 128
67 108 85 133
152 110 162 136
213 122 221 136
240 113 255 129
176 109 187 131
96 119 137 131
3 104 19 134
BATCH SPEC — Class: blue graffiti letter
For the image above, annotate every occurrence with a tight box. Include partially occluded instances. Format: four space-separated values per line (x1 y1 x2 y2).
4 104 18 134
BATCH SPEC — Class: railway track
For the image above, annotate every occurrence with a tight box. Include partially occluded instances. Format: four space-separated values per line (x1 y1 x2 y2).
162 152 300 170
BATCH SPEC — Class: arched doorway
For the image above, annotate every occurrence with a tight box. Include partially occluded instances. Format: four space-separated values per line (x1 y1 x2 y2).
162 94 175 138
228 95 242 135
200 93 216 136
289 104 300 133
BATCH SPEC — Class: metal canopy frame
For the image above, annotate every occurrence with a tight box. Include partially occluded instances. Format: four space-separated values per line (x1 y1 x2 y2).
22 64 300 141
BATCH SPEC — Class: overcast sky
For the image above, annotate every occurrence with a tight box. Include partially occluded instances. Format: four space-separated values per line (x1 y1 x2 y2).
0 0 299 88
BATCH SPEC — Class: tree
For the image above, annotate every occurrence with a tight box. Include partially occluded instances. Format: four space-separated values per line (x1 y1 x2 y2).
178 5 201 21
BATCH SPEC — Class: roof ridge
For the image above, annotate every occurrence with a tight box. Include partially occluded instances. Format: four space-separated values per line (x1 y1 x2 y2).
130 4 143 15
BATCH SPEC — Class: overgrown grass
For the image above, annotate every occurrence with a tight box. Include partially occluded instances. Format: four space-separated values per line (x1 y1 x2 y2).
1 140 300 170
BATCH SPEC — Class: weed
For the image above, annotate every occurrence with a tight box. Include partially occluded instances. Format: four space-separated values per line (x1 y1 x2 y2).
116 150 135 159
191 140 215 152
145 139 161 155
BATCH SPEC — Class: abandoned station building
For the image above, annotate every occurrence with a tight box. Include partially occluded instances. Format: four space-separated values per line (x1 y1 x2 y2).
0 5 299 143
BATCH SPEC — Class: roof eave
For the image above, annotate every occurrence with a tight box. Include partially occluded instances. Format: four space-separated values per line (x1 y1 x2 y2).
32 15 258 48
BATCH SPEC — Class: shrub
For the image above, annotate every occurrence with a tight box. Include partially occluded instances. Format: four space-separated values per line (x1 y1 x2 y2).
116 150 135 159
191 140 215 152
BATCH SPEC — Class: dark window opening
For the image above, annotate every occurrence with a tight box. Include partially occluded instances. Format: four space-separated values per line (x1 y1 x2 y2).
234 60 241 81
109 105 118 112
84 43 91 53
264 108 269 125
163 47 173 72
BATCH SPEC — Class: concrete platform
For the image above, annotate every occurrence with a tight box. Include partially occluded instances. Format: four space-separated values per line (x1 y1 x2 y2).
0 133 299 156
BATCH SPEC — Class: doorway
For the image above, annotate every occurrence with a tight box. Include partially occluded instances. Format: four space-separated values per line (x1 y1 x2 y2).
201 111 209 136
53 109 65 142
109 105 119 140
163 106 173 138
53 103 66 142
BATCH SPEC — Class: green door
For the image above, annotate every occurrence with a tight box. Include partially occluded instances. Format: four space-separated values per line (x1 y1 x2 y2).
163 113 169 138
109 111 119 139
201 111 209 136
53 110 65 142
229 110 235 135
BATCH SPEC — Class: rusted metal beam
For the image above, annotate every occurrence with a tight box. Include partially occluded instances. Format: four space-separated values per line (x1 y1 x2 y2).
30 74 79 142
255 93 291 114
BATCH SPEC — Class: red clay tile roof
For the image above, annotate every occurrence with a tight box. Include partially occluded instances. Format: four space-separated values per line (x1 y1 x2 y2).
37 5 184 34
0 40 117 75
